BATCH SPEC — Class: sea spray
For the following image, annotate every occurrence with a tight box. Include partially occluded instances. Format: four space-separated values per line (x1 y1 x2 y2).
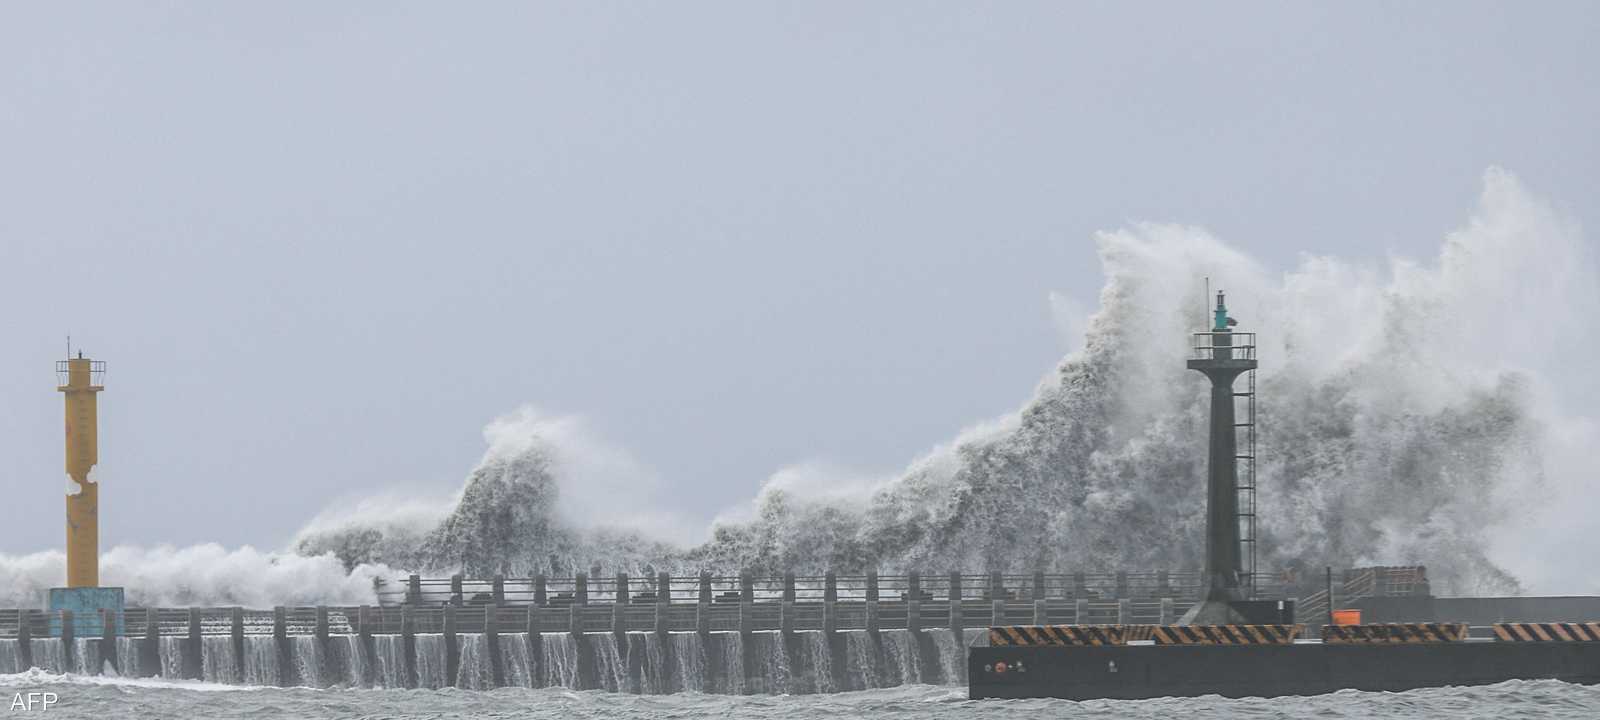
157 636 183 678
803 630 836 693
0 638 20 674
329 634 366 687
115 637 141 678
589 633 627 692
291 635 324 687
292 174 1593 597
242 635 279 686
200 635 235 683
499 632 534 688
0 545 392 608
881 629 921 686
72 638 100 676
413 634 445 689
455 633 493 689
0 171 1585 607
371 634 407 688
672 631 706 692
540 632 580 688
30 638 64 674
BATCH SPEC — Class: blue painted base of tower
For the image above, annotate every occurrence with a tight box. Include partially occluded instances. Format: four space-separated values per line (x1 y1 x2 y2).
47 587 125 637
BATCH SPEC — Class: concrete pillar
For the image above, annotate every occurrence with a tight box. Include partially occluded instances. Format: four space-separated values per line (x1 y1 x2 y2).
617 573 630 605
315 606 330 646
1073 572 1088 598
1117 599 1131 625
1033 571 1047 601
907 599 921 634
695 600 710 636
1074 599 1088 625
568 602 583 636
450 574 464 606
443 605 459 687
1157 570 1172 597
990 600 1004 628
1159 598 1175 625
526 606 543 687
699 571 712 604
657 572 672 605
276 608 293 685
486 606 504 688
141 607 159 678
866 570 880 634
102 608 120 676
908 572 921 602
185 608 202 680
611 600 627 639
780 600 794 635
575 573 589 605
1115 571 1130 599
823 570 838 643
1033 599 1047 626
783 572 796 603
400 605 417 689
534 574 547 606
60 610 75 674
230 607 245 684
407 574 422 605
357 606 374 687
301 606 328 686
737 578 756 694
17 610 32 671
989 571 1003 600
655 600 670 635
948 572 964 634
492 576 505 606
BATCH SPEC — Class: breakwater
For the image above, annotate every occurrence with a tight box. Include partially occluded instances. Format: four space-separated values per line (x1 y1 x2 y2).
0 611 980 692
0 568 1424 692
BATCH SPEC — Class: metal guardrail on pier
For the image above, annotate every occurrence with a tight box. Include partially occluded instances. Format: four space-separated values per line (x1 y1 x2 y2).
0 567 1426 640
374 570 1311 609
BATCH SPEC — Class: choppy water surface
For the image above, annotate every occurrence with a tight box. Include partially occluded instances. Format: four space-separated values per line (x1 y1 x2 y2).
0 673 1595 720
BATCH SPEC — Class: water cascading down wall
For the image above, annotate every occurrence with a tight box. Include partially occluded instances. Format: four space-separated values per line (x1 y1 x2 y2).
0 605 977 693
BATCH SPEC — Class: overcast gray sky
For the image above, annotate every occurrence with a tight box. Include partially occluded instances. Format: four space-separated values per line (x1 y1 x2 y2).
1 2 1595 554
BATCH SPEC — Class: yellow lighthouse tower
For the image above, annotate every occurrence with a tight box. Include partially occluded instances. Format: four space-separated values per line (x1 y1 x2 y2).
59 353 104 587
49 350 122 637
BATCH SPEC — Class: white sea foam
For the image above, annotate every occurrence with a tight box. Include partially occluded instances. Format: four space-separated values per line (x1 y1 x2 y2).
0 545 392 608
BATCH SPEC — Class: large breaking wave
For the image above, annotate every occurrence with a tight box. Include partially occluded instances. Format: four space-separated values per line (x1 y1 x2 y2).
292 168 1597 598
4 168 1592 607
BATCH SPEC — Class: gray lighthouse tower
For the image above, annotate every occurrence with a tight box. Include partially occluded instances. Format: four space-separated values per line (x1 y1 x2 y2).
1179 290 1261 625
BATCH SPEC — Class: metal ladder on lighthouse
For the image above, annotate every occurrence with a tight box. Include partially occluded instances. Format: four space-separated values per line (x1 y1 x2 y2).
1235 367 1259 598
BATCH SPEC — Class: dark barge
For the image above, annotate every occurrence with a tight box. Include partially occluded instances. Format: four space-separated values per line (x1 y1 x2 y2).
970 293 1600 700
969 625 1600 699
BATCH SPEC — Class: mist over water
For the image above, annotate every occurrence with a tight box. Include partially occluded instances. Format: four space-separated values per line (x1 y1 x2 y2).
2 169 1593 607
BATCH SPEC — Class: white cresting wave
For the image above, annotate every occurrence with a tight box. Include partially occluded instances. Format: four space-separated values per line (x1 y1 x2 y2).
2 168 1594 605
